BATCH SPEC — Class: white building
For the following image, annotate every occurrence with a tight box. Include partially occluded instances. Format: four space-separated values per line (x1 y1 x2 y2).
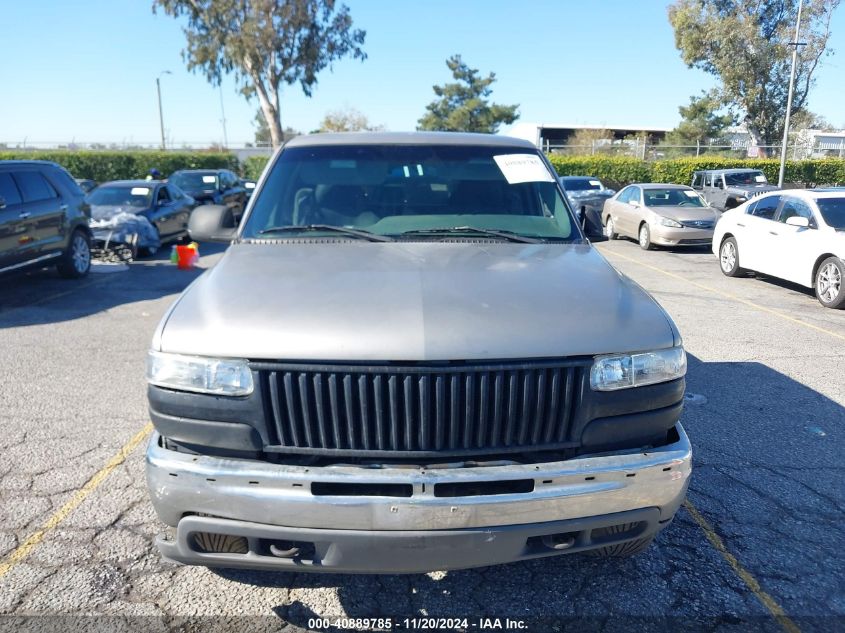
504 122 670 150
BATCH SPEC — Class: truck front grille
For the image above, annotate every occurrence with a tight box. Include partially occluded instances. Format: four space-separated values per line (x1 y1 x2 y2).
254 360 587 457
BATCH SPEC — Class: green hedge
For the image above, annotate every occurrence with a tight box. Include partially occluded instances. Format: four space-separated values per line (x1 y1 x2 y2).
18 149 838 189
243 155 271 181
546 154 845 188
0 151 240 182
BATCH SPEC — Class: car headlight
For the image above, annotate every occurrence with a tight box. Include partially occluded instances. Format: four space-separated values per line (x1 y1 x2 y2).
590 347 686 391
658 216 683 228
146 350 254 396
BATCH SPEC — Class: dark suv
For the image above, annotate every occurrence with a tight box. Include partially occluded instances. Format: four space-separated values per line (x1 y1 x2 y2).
0 161 92 279
168 169 247 223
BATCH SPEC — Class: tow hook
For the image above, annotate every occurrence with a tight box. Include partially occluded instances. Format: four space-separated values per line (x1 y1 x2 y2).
269 543 301 558
541 533 576 550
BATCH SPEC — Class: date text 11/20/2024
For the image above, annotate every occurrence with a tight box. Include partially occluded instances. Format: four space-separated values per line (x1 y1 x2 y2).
308 617 528 630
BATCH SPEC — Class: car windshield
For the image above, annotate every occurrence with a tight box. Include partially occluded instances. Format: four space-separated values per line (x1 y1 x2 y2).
816 197 845 229
724 171 767 186
643 188 705 207
242 144 578 241
87 185 152 207
170 172 218 191
562 178 602 191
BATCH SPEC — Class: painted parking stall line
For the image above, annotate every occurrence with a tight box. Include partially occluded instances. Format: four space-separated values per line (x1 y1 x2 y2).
0 423 153 581
604 249 845 343
684 501 802 633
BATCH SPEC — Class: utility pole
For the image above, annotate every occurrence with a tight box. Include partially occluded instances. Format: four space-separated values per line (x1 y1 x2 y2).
778 0 805 188
156 71 172 151
218 84 229 149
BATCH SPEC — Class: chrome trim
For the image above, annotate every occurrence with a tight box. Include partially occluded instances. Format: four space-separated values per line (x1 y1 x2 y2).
146 423 692 531
0 251 61 274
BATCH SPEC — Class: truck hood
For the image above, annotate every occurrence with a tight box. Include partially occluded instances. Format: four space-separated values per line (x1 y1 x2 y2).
157 241 677 361
727 184 779 195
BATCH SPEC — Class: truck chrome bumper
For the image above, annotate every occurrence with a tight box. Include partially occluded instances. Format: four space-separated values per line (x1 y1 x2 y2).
147 424 691 572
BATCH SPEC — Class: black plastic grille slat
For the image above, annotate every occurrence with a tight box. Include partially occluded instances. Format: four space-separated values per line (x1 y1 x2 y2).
282 373 301 447
261 363 581 457
267 371 287 446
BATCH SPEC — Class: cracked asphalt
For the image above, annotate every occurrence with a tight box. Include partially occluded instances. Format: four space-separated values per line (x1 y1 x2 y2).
0 238 842 632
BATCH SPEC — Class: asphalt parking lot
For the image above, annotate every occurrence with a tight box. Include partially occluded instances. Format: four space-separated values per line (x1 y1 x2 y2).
0 238 842 633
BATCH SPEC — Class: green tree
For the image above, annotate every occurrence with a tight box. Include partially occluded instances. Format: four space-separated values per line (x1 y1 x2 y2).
567 128 613 153
253 109 271 146
417 55 519 133
664 91 735 146
319 106 383 132
669 0 838 153
153 0 367 149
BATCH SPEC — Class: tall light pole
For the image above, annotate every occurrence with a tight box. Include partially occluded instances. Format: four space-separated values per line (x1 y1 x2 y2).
156 71 172 150
218 84 229 149
778 0 805 188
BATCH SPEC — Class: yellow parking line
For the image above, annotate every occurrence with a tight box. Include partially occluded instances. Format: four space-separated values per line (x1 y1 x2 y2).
684 501 801 633
606 249 845 343
0 423 153 581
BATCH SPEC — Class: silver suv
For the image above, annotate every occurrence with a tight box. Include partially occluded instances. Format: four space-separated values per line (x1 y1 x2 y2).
692 168 779 211
145 132 692 573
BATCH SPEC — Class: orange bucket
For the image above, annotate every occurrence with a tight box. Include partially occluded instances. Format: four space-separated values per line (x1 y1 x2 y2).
175 244 199 269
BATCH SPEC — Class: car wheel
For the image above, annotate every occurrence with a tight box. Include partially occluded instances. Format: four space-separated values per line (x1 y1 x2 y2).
56 229 91 278
589 523 655 557
604 216 618 240
638 223 653 250
719 237 743 277
815 257 845 309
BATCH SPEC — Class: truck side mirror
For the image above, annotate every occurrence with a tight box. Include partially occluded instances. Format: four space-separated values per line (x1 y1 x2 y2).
188 204 238 242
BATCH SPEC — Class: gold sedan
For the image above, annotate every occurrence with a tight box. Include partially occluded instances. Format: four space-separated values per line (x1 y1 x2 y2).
603 184 719 250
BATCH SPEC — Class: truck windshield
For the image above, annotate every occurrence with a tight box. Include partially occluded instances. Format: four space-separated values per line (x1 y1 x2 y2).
170 172 218 191
242 144 578 242
724 171 767 186
562 178 602 191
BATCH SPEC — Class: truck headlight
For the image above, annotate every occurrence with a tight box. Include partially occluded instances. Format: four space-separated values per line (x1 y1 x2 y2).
590 347 686 391
146 351 254 396
658 217 683 228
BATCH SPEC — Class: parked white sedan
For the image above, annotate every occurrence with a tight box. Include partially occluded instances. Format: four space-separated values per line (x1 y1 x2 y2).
712 190 845 308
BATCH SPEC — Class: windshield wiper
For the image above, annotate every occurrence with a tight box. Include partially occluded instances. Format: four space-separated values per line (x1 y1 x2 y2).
257 224 393 242
394 226 545 244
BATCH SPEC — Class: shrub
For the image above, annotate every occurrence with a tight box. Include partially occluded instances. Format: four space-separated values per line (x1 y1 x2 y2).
0 151 240 182
243 155 271 181
546 154 845 188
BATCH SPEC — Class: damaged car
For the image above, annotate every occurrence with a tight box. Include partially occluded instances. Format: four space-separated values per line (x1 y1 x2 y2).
87 180 195 259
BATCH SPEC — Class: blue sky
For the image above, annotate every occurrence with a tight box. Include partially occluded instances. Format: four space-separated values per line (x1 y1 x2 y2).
1 0 843 147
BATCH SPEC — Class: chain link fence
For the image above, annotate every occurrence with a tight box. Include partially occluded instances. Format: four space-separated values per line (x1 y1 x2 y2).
544 139 845 161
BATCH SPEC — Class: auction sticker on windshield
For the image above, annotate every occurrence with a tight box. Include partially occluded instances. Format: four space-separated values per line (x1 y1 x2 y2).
494 154 555 184
202 175 217 184
684 190 699 197
130 187 150 195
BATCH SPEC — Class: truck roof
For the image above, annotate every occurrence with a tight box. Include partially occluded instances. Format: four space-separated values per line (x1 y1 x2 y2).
284 131 536 149
694 168 765 174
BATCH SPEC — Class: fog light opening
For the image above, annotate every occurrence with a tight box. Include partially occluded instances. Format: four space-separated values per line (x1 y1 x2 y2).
191 532 249 554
